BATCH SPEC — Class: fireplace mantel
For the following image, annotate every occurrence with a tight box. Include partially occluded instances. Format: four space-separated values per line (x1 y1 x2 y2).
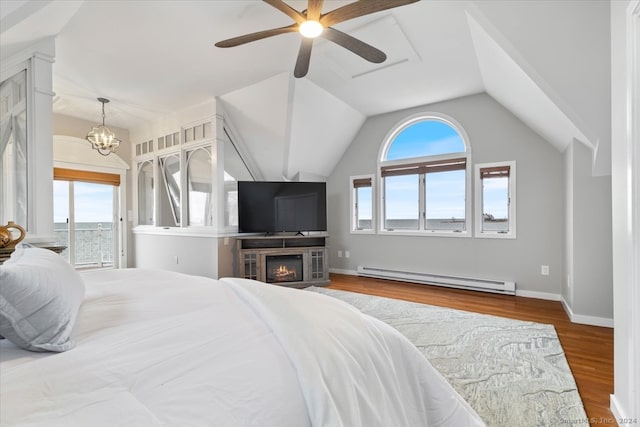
236 234 329 288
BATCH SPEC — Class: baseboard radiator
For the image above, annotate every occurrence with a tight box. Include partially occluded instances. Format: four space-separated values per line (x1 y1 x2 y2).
357 266 516 295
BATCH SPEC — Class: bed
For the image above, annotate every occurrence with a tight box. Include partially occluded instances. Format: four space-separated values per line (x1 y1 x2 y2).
0 247 485 426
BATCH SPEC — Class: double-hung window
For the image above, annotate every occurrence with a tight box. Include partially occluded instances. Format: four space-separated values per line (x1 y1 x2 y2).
379 114 470 235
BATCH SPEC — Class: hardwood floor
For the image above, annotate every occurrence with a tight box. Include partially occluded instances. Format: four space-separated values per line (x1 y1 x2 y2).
327 273 616 426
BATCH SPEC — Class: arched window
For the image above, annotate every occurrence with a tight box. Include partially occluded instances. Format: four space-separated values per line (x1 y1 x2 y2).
378 114 470 235
137 160 154 226
186 147 213 226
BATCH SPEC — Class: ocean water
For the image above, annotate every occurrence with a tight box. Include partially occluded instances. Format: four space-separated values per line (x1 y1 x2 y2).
54 222 114 267
357 218 509 232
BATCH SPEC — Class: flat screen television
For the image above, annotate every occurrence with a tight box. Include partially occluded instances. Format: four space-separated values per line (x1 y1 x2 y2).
237 181 327 233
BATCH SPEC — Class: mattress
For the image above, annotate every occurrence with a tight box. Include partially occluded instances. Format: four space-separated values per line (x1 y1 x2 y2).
0 268 485 427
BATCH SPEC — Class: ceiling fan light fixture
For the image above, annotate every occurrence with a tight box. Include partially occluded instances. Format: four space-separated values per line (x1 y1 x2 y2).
214 0 420 78
299 20 323 38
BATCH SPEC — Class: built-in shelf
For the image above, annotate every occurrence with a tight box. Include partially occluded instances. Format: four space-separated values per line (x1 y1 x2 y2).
236 234 329 288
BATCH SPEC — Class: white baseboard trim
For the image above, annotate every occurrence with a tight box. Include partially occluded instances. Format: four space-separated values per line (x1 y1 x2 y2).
329 268 358 276
334 270 559 301
515 289 561 301
561 297 614 328
331 268 614 328
610 394 629 425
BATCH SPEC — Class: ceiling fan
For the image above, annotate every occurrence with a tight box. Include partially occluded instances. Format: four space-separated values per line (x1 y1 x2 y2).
215 0 419 78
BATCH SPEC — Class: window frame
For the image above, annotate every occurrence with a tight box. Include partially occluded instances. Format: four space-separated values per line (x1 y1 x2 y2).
0 66 29 230
136 160 155 226
52 163 126 269
158 152 182 227
377 113 472 237
474 161 517 239
185 146 213 227
349 174 375 234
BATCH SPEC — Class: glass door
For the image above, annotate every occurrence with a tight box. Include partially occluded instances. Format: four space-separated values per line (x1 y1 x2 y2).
53 180 70 261
54 179 118 269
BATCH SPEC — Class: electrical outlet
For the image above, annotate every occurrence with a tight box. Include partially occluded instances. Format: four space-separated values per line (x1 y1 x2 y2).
175 256 179 264
345 251 350 258
541 265 549 276
337 250 343 258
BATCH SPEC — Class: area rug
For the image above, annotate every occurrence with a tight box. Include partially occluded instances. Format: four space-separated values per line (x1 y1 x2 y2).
306 287 588 427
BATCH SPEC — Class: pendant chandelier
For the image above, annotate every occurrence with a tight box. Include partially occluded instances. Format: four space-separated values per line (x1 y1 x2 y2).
86 97 121 156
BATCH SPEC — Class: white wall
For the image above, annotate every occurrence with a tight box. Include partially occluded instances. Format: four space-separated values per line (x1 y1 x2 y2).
610 0 639 421
563 142 574 308
218 73 366 181
134 231 226 279
327 93 566 298
129 100 215 145
563 140 613 325
473 0 611 176
133 231 236 280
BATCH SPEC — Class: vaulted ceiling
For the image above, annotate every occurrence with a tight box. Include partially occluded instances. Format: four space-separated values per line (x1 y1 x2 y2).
0 0 611 179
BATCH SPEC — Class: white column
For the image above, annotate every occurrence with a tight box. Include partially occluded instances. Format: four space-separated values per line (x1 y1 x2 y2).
1 37 55 243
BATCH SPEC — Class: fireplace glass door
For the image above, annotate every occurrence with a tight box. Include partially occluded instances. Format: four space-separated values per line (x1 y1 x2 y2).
266 254 303 283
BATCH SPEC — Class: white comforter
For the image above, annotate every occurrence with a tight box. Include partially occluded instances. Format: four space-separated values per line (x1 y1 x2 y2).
0 269 484 427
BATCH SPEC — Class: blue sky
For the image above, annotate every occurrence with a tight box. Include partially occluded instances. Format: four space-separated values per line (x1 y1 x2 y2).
357 187 372 219
53 181 114 223
385 121 466 220
384 120 508 221
386 120 465 160
384 172 466 220
482 177 508 218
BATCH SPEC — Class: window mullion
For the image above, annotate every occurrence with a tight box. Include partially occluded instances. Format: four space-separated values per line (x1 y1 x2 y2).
68 181 76 267
381 177 386 230
354 189 359 229
419 173 426 230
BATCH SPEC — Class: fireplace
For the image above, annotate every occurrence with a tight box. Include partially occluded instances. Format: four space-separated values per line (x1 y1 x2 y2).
266 254 303 283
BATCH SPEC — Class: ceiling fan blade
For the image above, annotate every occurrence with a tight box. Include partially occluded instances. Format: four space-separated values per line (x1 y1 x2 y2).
320 0 419 28
215 24 299 48
321 27 386 63
263 0 306 24
306 0 324 21
294 38 314 78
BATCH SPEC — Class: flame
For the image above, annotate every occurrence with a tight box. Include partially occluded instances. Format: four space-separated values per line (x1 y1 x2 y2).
273 264 297 281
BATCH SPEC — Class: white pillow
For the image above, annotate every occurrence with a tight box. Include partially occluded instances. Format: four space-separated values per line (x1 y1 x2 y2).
0 245 85 352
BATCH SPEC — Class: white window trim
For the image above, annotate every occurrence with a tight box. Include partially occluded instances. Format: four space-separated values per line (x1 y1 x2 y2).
377 112 472 161
185 145 214 227
474 160 517 239
376 157 472 238
377 112 472 237
134 159 155 227
349 174 375 234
